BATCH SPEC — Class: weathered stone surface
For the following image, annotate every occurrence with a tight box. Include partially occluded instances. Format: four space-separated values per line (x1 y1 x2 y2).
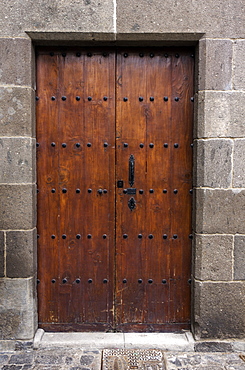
198 39 233 91
194 139 232 188
116 0 244 38
0 231 4 277
0 38 34 86
233 40 245 90
0 278 37 340
0 185 36 230
234 235 245 280
6 229 36 278
194 234 233 281
195 189 245 234
196 91 245 138
233 139 245 187
0 138 35 184
194 342 233 352
0 1 114 38
0 87 35 137
194 281 245 339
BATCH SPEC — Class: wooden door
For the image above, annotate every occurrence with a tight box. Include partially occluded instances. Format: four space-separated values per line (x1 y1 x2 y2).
36 48 194 332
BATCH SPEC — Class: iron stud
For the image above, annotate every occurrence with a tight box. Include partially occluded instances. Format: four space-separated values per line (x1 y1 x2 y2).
76 189 80 193
150 53 154 58
62 96 66 101
174 143 179 148
103 189 108 194
76 234 81 239
37 279 40 284
162 279 167 284
163 234 167 239
123 279 127 283
103 279 108 283
138 279 143 284
148 234 154 239
51 96 56 101
62 188 67 193
76 278 80 284
164 96 168 102
87 143 92 147
87 234 92 239
124 143 128 148
36 142 39 147
191 97 194 102
87 52 92 57
103 53 108 57
189 189 193 194
62 143 67 148
175 53 179 58
123 234 128 239
173 234 178 239
88 96 92 101
62 278 67 284
51 142 56 147
88 188 92 193
104 142 108 147
150 96 154 101
139 189 144 194
51 189 56 193
123 189 127 194
98 189 103 194
51 235 56 239
123 97 128 102
51 279 56 283
189 234 193 239
76 143 80 148
37 189 39 194
173 189 178 194
140 143 144 148
149 189 154 193
76 96 80 101
175 97 179 102
164 53 168 58
76 52 81 57
62 234 66 239
191 143 194 148
139 96 143 102
88 278 93 283
188 279 192 284
103 96 108 101
164 143 168 148
103 234 107 239
163 189 167 193
124 53 128 58
36 96 39 101
37 234 40 239
138 234 143 239
148 279 153 284
149 143 154 148
139 53 144 57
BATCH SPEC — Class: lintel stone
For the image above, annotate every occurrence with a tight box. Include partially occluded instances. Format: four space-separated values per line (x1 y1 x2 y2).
0 185 36 230
195 189 245 234
6 229 37 278
0 87 35 137
194 139 232 188
194 234 233 281
0 138 36 184
194 281 245 339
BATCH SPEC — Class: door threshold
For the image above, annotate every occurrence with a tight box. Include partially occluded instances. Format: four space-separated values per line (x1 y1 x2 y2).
33 329 194 351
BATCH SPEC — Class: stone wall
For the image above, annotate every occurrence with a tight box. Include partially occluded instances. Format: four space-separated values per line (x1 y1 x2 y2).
0 0 244 342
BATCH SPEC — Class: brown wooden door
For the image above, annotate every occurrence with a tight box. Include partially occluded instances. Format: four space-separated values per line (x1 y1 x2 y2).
36 48 194 332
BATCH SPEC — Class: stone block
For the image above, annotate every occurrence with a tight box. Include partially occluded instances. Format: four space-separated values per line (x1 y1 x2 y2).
233 139 245 187
194 234 233 281
116 0 244 39
0 277 37 340
6 229 36 278
0 185 36 230
198 39 233 91
195 189 245 234
194 139 232 188
0 138 35 184
194 281 245 339
234 235 245 280
0 231 4 277
0 1 114 38
196 91 245 138
0 38 34 86
0 87 35 137
233 40 245 90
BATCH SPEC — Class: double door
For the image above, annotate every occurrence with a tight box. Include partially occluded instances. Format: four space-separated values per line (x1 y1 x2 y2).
36 47 194 331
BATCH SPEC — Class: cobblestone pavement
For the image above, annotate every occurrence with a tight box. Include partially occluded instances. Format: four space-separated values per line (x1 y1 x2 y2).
0 349 245 370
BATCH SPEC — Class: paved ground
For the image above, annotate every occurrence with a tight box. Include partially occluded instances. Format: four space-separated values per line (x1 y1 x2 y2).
1 349 245 370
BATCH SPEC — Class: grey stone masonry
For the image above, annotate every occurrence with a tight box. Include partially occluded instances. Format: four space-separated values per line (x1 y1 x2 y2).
233 40 245 90
234 235 245 280
0 87 35 137
0 231 4 277
233 139 245 187
0 138 36 184
6 229 37 278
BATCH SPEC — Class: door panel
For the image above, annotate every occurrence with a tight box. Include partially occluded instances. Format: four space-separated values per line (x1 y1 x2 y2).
36 48 193 332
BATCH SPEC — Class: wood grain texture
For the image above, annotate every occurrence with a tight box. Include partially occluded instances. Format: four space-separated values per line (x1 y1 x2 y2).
36 47 194 332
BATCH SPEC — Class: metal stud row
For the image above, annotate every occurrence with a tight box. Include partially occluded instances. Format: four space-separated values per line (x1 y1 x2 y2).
37 188 193 195
36 142 194 148
47 52 194 59
36 96 194 102
38 234 193 240
37 277 192 285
